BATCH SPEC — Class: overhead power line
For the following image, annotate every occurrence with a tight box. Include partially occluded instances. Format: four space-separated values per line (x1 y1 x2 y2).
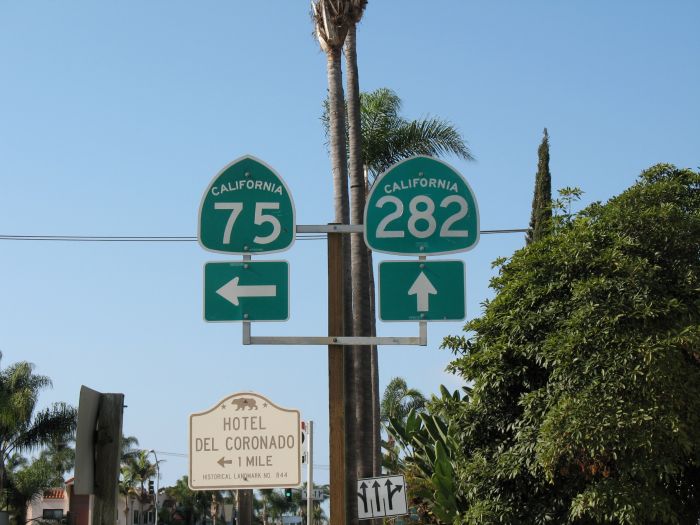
0 229 526 243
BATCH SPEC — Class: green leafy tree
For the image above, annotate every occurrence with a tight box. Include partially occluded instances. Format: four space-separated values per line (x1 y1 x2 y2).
38 434 75 486
5 457 54 525
526 128 553 245
442 164 700 523
257 489 294 525
0 353 76 514
167 476 215 525
385 386 466 524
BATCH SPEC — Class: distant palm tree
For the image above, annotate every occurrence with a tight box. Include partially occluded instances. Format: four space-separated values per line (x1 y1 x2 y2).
124 450 157 524
299 483 329 525
39 435 75 486
0 352 76 514
120 435 140 463
257 489 292 525
5 457 54 525
380 378 426 476
380 377 426 425
168 476 213 525
119 467 138 525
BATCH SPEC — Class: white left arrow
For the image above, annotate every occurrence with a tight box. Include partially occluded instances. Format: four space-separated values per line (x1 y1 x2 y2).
216 277 277 306
408 271 437 312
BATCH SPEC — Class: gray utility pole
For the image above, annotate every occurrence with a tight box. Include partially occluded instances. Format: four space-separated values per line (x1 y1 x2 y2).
149 450 160 525
306 420 314 525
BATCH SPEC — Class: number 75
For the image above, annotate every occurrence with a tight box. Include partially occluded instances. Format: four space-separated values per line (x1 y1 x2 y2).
214 202 281 245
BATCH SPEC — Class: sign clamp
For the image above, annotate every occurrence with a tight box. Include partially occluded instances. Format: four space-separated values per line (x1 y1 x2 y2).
241 225 428 346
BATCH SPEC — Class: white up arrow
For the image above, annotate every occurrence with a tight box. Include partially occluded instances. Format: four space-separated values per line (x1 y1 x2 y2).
408 271 437 312
216 277 277 306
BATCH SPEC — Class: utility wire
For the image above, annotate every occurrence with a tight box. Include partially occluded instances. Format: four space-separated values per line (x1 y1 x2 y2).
0 229 525 242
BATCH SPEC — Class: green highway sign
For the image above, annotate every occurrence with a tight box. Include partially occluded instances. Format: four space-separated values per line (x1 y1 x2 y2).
364 156 479 256
204 261 289 322
199 156 296 255
378 260 465 321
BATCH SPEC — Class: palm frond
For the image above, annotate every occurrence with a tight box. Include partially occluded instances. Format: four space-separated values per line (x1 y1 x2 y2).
13 402 77 454
385 118 474 167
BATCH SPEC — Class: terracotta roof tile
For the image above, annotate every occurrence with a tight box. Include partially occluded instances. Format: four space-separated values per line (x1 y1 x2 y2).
44 489 65 500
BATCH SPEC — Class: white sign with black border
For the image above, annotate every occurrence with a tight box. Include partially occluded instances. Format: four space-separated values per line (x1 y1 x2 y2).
357 475 408 519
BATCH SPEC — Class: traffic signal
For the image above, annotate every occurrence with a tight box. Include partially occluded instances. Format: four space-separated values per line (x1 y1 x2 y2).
148 480 154 495
284 488 293 502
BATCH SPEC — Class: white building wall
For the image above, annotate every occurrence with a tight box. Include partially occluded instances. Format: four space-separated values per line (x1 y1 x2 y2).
26 491 70 522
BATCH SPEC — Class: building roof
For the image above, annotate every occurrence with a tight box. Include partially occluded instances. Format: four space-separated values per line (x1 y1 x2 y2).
44 489 66 500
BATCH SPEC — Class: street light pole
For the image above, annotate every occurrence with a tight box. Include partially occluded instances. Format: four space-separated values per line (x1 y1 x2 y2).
148 450 160 525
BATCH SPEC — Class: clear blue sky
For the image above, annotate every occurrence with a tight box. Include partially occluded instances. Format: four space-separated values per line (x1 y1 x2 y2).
1 1 698 487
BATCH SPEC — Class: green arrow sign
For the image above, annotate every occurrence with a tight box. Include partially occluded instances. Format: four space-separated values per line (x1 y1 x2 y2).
378 260 465 321
364 156 479 255
198 156 296 255
204 261 289 322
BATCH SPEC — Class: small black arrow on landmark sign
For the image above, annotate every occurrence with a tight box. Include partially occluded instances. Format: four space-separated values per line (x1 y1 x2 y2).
217 457 232 468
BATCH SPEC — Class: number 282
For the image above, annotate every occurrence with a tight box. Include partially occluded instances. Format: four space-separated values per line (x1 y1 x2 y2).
374 195 469 239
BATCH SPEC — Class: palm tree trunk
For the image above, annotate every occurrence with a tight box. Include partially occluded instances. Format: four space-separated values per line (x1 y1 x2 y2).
325 43 355 525
345 22 373 491
363 166 382 478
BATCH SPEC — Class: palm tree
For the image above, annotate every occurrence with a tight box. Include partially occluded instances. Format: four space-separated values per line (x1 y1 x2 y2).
342 0 374 488
167 476 214 525
0 353 77 514
312 0 351 228
380 378 426 476
322 87 473 481
380 377 426 424
38 434 75 486
5 457 54 525
299 483 329 525
257 489 291 525
124 450 157 524
362 88 472 477
311 3 356 525
360 88 473 182
120 435 140 463
119 467 138 525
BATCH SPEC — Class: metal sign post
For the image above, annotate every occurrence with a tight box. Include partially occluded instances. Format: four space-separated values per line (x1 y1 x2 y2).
327 231 346 525
306 420 314 525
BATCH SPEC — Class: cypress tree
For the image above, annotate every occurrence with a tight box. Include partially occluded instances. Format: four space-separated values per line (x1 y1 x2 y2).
526 128 552 244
